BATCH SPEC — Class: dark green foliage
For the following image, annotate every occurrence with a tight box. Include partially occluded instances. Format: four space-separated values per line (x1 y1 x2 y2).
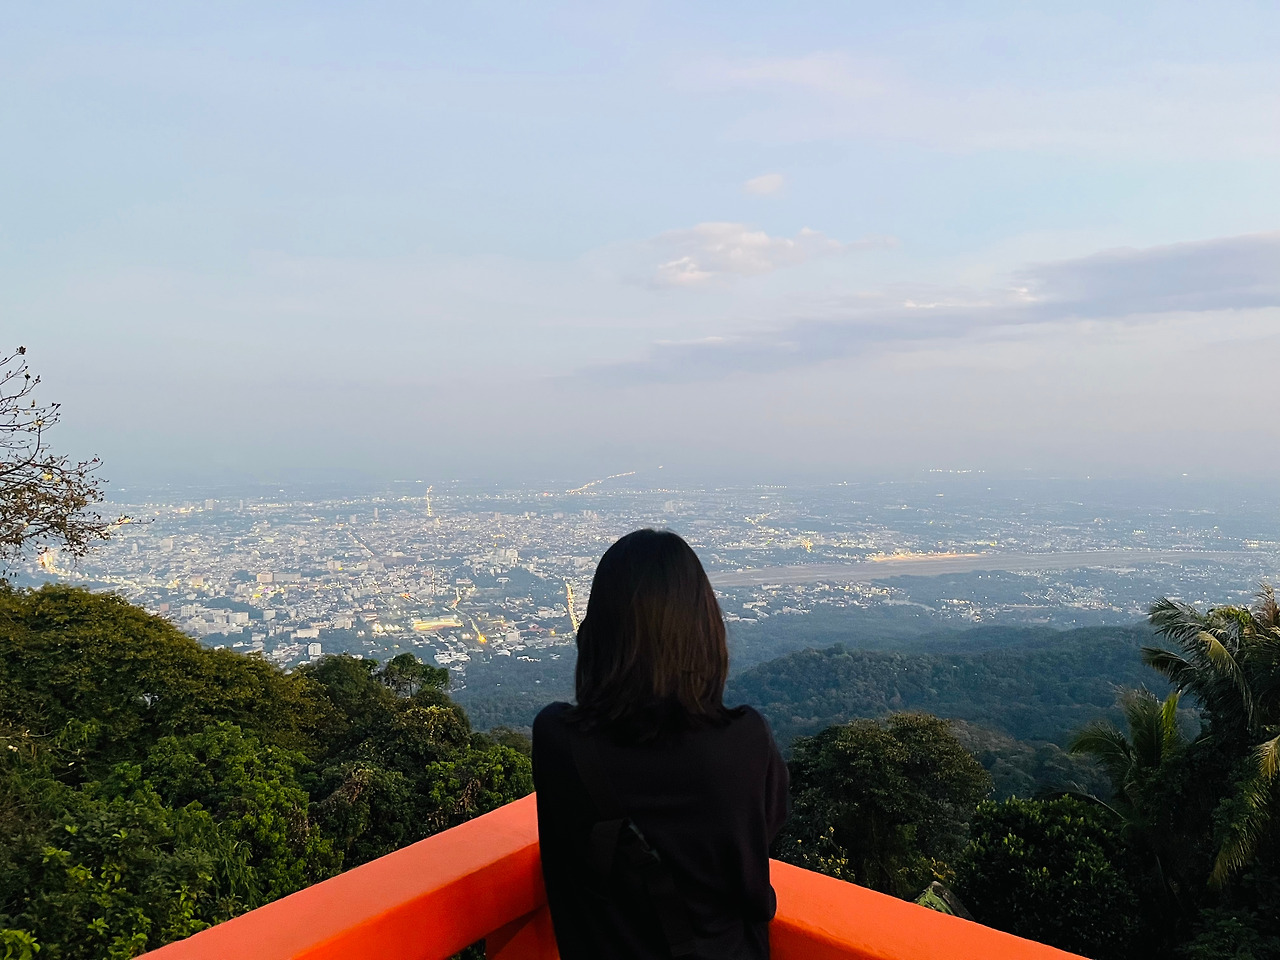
776 714 991 898
458 617 1149 733
954 796 1145 960
1177 908 1280 960
140 724 338 905
0 585 532 958
726 624 1157 747
452 651 575 731
1143 589 1280 886
948 588 1280 956
379 652 449 698
949 720 1109 800
1069 688 1188 806
1173 847 1280 958
755 588 1280 955
1067 687 1213 931
0 585 328 770
0 735 236 959
485 726 533 757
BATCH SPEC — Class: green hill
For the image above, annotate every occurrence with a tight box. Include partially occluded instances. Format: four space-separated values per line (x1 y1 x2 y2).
725 623 1163 747
0 584 530 960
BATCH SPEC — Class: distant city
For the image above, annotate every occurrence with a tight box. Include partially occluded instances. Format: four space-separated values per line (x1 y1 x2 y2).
21 474 1280 687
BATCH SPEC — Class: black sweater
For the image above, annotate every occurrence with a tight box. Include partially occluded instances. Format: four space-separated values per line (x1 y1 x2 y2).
532 702 789 960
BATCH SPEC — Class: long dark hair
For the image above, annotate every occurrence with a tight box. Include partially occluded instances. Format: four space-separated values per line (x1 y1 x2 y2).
571 529 729 737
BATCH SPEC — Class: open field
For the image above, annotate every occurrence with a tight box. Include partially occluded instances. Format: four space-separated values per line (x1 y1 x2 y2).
711 549 1259 586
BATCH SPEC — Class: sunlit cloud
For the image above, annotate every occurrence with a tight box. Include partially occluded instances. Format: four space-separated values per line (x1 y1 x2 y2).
585 231 1280 382
743 173 785 195
649 222 883 286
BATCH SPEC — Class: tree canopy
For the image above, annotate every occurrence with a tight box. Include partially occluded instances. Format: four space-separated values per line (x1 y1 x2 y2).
0 584 531 958
953 796 1145 960
725 623 1157 746
777 713 990 898
1144 588 1280 885
944 588 1280 957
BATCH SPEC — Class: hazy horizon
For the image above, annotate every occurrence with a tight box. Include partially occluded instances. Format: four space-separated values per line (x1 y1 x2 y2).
9 3 1280 484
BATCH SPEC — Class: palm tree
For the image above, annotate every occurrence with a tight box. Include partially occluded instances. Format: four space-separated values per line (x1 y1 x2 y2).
1069 687 1187 912
1070 688 1186 816
1143 585 1280 886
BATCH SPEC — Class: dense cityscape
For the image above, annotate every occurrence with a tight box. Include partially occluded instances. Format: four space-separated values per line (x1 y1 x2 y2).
24 473 1280 685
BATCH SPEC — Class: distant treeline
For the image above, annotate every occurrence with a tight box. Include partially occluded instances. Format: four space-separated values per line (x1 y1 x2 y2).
460 618 1160 756
460 618 1156 799
726 623 1161 746
770 591 1280 959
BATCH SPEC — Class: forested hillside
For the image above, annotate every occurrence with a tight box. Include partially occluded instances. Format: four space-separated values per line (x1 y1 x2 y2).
6 582 1278 960
768 591 1280 959
457 613 1157 737
0 585 531 959
454 603 968 728
726 623 1160 746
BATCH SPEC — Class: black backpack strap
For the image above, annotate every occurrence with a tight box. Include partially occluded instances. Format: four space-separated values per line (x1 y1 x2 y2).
569 734 699 958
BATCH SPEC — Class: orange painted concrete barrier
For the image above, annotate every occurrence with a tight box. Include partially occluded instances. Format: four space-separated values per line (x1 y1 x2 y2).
142 794 549 960
141 793 1082 960
768 860 1078 960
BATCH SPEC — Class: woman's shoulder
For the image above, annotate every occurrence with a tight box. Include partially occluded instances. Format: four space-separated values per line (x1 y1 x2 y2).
724 702 766 727
531 702 577 773
533 701 575 742
722 703 779 744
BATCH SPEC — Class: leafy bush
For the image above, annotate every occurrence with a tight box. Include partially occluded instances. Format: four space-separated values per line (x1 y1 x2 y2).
777 713 990 897
954 796 1146 960
0 585 532 958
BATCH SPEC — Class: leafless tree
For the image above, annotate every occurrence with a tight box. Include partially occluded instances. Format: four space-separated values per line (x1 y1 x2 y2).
1 346 122 568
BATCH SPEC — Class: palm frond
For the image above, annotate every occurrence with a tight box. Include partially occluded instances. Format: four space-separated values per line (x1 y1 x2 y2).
1198 630 1255 724
1254 583 1280 631
1257 732 1280 783
1160 690 1186 757
1121 689 1164 769
1069 723 1132 760
1212 607 1254 653
1069 722 1133 788
1252 629 1280 663
1141 646 1197 686
1210 771 1275 888
1149 597 1211 645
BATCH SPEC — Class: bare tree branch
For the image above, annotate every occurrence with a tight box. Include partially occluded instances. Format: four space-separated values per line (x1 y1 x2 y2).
0 346 125 568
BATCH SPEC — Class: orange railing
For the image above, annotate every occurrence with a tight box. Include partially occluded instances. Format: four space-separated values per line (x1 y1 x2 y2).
141 794 1081 960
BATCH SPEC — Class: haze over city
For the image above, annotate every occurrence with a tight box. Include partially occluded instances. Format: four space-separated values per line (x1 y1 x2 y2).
7 3 1280 484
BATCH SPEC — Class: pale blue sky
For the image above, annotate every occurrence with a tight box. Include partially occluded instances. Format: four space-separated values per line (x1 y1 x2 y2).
7 2 1280 483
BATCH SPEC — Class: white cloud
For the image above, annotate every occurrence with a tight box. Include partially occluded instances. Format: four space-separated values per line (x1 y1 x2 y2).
743 172 785 195
650 222 849 286
586 230 1280 382
1020 232 1280 315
